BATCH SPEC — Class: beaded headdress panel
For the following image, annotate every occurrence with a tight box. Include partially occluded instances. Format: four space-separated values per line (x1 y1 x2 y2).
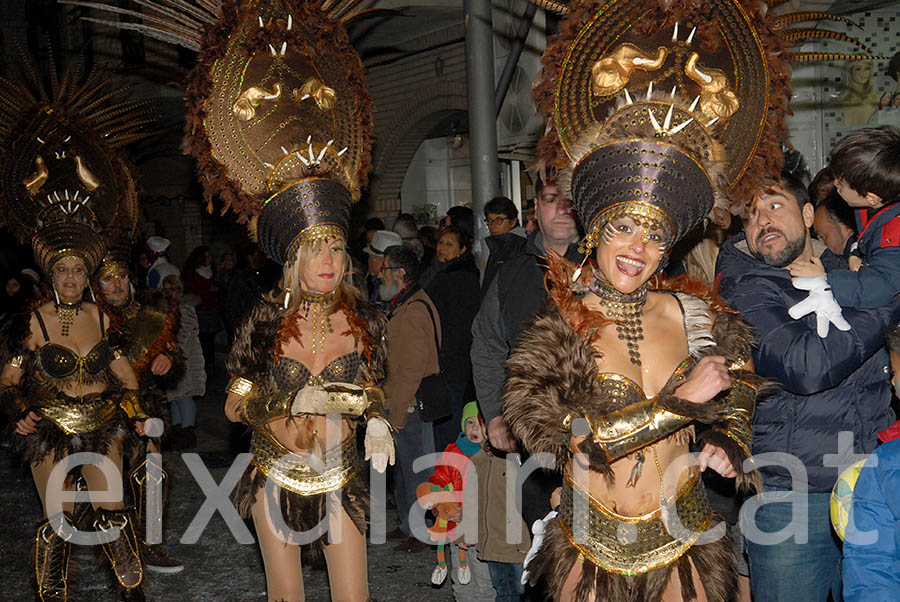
69 0 375 265
534 0 881 220
0 51 152 275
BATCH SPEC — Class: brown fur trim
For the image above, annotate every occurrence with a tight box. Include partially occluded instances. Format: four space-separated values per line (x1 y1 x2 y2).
232 461 369 553
532 514 736 602
504 305 608 474
227 301 285 394
657 391 724 425
710 311 756 368
228 298 386 392
696 428 763 493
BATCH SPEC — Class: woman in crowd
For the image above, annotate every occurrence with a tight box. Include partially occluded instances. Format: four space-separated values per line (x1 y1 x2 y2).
182 245 221 373
163 274 205 450
424 225 482 451
1 234 149 601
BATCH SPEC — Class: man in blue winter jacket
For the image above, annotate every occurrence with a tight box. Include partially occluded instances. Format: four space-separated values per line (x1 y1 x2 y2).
715 172 900 602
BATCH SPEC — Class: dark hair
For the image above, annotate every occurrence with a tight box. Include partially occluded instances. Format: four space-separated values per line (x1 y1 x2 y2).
775 171 811 208
183 245 211 275
829 126 900 201
364 217 385 232
888 51 900 82
818 190 857 233
446 206 474 238
808 166 834 204
886 323 900 354
440 225 471 252
419 225 439 249
393 213 418 239
484 196 518 221
384 244 420 282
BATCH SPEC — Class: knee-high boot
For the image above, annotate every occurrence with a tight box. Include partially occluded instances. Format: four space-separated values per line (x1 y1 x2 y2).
93 509 145 601
34 514 72 602
129 458 183 573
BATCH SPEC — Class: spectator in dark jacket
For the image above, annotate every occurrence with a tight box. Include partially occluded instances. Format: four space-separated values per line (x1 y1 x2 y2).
441 206 475 241
182 245 220 373
715 173 900 602
470 179 582 528
481 196 527 294
424 226 481 452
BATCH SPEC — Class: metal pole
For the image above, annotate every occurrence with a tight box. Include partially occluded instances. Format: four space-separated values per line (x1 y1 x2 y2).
464 0 500 271
494 1 537 116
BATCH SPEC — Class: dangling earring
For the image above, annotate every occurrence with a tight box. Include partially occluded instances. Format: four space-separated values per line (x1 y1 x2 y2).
283 288 292 310
53 285 60 306
87 282 95 302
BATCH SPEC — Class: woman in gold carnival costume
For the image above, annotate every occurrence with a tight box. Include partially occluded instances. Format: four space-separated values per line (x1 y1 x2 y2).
0 52 154 601
65 1 393 600
497 0 883 598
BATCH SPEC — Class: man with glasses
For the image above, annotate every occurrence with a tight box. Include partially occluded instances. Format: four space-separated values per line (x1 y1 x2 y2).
471 178 582 528
481 196 527 293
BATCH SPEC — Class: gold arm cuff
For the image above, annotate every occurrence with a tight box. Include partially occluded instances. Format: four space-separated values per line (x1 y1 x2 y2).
119 390 149 420
112 348 125 361
321 383 368 416
227 376 257 397
574 398 690 462
8 354 25 369
244 390 292 426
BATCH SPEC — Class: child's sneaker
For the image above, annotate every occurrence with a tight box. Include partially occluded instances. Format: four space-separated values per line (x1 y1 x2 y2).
457 564 471 585
431 564 448 585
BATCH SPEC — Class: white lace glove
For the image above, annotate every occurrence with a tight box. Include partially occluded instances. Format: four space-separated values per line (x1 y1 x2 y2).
364 417 394 473
789 276 851 338
291 385 328 415
521 510 557 586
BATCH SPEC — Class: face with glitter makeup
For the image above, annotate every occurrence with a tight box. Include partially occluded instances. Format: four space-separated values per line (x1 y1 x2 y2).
594 215 668 294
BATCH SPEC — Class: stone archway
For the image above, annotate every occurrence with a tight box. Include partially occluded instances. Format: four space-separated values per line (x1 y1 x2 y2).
368 86 469 216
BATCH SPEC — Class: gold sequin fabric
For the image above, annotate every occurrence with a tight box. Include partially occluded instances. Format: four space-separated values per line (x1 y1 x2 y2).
272 352 361 390
571 139 715 249
33 389 119 435
38 341 116 381
250 430 358 497
558 472 712 575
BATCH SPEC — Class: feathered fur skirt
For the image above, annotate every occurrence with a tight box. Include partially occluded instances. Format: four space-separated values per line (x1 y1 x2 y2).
12 389 136 465
233 461 369 554
533 513 737 602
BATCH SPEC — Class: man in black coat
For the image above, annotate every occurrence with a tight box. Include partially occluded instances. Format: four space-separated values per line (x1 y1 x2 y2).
470 180 582 527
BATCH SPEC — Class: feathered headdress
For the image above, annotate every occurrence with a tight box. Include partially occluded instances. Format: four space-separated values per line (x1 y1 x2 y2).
533 0 881 216
66 0 375 265
0 49 153 275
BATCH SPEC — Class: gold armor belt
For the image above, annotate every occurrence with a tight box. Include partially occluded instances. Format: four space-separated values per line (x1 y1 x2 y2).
558 473 712 575
250 429 358 497
35 389 118 435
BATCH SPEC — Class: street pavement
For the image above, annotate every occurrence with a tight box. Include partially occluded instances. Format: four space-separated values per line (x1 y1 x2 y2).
0 363 453 601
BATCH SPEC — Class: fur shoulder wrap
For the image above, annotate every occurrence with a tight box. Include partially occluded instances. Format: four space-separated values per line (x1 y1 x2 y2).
503 267 772 491
226 298 388 396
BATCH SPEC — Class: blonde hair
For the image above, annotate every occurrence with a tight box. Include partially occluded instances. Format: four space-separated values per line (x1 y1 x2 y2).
265 235 362 314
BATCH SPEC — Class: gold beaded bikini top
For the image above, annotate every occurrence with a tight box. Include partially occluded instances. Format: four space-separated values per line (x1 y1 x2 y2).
596 358 694 411
33 310 115 380
272 350 361 390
